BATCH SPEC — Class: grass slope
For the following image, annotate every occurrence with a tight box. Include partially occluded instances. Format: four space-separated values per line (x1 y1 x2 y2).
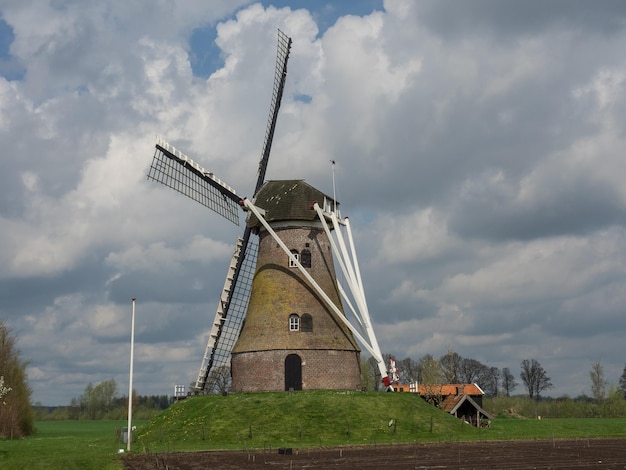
136 390 480 452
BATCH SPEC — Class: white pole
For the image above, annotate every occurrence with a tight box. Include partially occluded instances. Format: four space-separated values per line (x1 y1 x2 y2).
127 297 136 452
331 160 337 212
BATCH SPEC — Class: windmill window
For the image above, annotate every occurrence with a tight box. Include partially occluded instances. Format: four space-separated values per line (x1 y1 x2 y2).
289 314 300 331
300 249 311 268
301 313 313 332
289 250 299 267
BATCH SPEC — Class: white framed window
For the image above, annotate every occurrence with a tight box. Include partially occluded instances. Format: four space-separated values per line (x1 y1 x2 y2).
289 250 299 267
289 314 300 331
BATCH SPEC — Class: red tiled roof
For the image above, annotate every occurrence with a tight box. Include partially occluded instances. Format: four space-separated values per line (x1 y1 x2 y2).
440 394 467 413
416 383 484 396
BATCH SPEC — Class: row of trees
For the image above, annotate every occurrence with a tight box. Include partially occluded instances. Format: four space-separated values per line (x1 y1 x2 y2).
46 379 172 420
366 350 626 404
362 349 555 401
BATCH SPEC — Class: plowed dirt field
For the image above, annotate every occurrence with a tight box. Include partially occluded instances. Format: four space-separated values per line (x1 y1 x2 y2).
122 438 626 469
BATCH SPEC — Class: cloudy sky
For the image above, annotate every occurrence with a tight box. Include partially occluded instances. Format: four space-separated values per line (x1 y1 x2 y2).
1 0 626 405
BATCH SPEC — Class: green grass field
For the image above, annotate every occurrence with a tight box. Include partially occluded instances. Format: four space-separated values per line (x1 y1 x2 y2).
0 420 140 470
2 392 626 469
482 414 626 441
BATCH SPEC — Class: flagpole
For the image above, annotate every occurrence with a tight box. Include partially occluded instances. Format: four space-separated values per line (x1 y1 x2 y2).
127 297 136 451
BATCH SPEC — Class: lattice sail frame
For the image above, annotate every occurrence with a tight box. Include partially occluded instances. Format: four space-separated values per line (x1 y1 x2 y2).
148 30 292 393
148 137 240 225
255 29 292 193
195 30 292 392
195 236 258 392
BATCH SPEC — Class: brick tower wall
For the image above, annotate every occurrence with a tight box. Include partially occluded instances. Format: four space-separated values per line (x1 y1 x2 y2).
231 192 362 392
231 349 361 392
232 226 360 354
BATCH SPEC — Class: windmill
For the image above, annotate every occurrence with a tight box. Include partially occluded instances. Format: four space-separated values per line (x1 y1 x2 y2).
147 30 391 393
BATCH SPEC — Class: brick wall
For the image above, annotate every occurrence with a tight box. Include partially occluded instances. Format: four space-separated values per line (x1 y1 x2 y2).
231 220 362 392
233 225 360 354
232 349 361 392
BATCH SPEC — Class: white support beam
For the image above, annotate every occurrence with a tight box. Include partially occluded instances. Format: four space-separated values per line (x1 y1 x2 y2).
313 204 390 389
241 199 381 359
337 282 365 332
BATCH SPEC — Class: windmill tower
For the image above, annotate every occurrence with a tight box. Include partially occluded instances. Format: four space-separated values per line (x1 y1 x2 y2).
147 31 391 393
231 180 361 392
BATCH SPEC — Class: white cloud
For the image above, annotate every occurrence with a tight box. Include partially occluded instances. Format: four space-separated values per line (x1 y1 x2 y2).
2 0 626 404
377 207 459 264
105 236 232 273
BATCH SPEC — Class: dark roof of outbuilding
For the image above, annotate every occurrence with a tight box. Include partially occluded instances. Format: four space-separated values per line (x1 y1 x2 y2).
440 394 495 420
247 179 337 227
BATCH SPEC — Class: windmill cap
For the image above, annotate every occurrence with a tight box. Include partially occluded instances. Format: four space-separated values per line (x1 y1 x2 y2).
248 179 338 226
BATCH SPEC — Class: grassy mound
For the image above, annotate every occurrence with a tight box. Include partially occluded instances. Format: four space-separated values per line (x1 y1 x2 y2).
135 390 481 452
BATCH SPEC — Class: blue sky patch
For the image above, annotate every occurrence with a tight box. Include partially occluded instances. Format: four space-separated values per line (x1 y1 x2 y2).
189 24 223 79
0 17 24 81
294 93 312 103
187 1 384 78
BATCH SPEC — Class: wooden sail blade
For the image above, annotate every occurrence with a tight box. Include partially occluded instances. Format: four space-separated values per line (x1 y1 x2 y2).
254 29 292 195
147 137 241 225
195 228 258 392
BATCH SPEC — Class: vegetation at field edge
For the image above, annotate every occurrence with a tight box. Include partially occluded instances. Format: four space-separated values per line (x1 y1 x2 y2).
485 391 626 419
0 321 34 438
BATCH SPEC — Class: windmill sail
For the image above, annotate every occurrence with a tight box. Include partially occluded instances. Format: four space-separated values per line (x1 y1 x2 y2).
147 30 291 393
195 233 258 392
147 137 241 225
255 29 292 194
193 30 292 393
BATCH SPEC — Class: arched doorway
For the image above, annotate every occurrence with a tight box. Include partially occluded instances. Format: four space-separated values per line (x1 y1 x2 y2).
284 354 302 391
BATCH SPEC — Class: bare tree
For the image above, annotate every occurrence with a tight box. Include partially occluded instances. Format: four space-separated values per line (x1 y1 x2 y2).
360 359 374 391
589 361 607 402
207 365 231 395
520 359 553 401
478 367 500 397
398 357 419 383
459 358 487 383
418 354 444 385
367 356 381 391
620 364 626 399
439 348 462 383
501 367 517 396
418 354 445 405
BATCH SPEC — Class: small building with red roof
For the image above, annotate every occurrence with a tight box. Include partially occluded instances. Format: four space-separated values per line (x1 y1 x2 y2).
393 382 494 427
